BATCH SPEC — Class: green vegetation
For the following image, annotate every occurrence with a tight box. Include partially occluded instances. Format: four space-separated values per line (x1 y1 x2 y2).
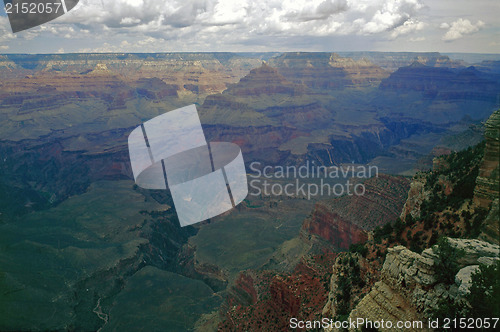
335 272 352 318
334 254 365 321
0 179 51 218
0 181 210 331
103 266 221 332
433 237 465 285
431 260 500 331
424 141 485 210
189 198 314 282
467 260 500 318
349 243 368 257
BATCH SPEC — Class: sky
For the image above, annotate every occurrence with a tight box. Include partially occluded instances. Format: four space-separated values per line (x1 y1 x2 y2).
1 0 499 54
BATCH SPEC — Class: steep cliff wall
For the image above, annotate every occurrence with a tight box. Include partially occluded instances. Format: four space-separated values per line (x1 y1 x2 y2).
474 110 500 243
302 175 410 250
335 239 499 332
474 110 500 209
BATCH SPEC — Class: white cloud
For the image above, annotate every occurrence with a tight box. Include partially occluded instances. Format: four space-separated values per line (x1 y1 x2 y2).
282 0 349 22
441 18 485 41
0 17 17 45
55 0 423 39
361 0 424 35
5 0 496 53
390 19 425 38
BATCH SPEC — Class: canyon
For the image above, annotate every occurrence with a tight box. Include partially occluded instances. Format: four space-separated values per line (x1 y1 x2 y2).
0 52 499 331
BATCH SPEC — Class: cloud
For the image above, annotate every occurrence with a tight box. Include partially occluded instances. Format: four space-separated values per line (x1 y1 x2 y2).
441 18 485 41
0 17 17 44
361 0 424 35
57 0 423 37
282 0 349 22
1 0 431 52
390 19 425 38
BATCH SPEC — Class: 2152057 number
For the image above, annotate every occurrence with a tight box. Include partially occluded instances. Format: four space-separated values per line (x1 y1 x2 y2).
5 2 62 14
443 317 499 329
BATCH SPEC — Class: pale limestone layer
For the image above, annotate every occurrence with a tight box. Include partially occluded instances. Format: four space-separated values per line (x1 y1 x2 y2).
399 175 427 221
348 281 428 332
323 239 500 332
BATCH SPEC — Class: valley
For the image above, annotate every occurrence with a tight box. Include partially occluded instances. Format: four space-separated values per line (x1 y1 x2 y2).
0 51 499 331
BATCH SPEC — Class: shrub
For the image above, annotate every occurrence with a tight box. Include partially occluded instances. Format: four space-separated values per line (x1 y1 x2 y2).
466 260 500 318
433 237 465 284
349 243 368 257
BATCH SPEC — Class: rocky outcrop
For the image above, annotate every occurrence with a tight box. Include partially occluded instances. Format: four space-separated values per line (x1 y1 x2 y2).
219 253 336 331
269 275 301 317
399 174 427 221
345 281 427 332
302 175 410 249
474 110 500 209
342 239 499 331
302 203 368 250
322 253 375 321
473 110 500 243
226 63 306 96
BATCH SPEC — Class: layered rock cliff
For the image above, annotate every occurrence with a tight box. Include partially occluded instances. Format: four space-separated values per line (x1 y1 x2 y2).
343 239 499 332
474 110 500 208
380 63 500 105
474 110 500 243
302 174 410 250
0 53 261 92
337 52 465 72
268 52 388 89
321 112 500 331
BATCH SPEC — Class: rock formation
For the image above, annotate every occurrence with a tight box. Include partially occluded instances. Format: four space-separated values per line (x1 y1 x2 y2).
474 110 500 208
380 63 500 106
302 175 410 249
473 110 500 243
337 52 465 72
399 174 427 221
268 52 388 89
336 239 499 331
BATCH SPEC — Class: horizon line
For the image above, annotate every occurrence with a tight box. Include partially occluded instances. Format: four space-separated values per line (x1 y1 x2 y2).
1 51 500 56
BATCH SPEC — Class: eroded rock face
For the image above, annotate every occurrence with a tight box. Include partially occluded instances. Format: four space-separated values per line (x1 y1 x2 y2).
474 110 500 211
270 276 301 317
347 281 428 332
302 203 368 250
455 265 479 296
340 239 499 331
302 175 410 250
400 174 427 221
268 52 389 89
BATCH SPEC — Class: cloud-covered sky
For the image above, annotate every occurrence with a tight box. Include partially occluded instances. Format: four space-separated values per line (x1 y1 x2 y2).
1 0 499 53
